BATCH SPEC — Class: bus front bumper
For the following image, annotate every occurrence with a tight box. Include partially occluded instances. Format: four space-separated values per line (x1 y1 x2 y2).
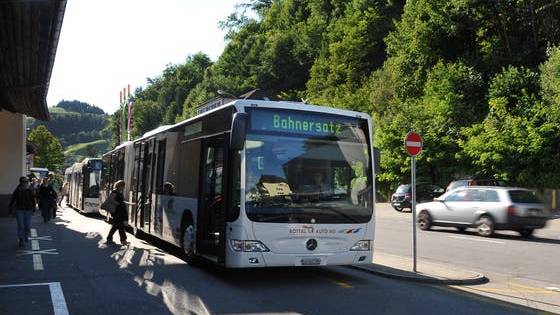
225 250 373 268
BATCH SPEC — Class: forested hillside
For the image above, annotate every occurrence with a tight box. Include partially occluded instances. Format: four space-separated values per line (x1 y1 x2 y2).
28 100 111 165
113 0 560 193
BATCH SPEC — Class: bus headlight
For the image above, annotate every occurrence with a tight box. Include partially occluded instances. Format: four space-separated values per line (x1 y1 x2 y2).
350 240 371 251
230 240 270 252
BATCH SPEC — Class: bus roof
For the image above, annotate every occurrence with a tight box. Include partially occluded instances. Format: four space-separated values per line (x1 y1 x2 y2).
103 99 373 155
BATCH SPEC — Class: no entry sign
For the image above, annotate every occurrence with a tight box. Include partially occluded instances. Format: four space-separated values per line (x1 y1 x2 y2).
405 132 422 156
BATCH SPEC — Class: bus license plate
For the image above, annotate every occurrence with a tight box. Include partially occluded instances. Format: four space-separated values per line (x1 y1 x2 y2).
300 257 322 266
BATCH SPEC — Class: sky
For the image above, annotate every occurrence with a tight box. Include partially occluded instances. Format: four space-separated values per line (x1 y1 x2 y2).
47 0 240 114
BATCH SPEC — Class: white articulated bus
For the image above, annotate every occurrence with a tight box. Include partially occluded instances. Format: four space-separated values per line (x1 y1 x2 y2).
100 99 376 267
65 158 102 213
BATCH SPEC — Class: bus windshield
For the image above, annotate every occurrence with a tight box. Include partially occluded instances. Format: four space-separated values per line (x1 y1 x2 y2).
86 161 102 198
244 109 373 224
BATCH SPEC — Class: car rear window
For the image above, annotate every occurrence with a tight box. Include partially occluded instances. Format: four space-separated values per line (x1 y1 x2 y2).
396 185 410 193
508 190 542 203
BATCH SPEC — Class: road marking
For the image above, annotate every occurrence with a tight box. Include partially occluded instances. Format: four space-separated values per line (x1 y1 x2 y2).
546 287 560 292
448 235 504 244
49 282 70 315
17 248 59 256
29 236 52 241
470 287 556 294
330 279 353 289
30 229 44 270
22 229 56 271
314 275 353 289
0 282 69 315
33 254 44 271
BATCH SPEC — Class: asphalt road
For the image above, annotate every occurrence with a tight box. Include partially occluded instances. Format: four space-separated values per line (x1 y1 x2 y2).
0 205 545 315
375 203 560 284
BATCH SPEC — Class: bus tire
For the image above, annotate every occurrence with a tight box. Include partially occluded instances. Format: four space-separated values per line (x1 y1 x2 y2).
181 219 196 264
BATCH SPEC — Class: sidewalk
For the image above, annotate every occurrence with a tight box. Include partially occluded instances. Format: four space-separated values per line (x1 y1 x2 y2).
353 251 487 285
353 251 560 314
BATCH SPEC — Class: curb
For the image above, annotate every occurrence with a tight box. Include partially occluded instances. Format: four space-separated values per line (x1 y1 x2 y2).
349 264 488 286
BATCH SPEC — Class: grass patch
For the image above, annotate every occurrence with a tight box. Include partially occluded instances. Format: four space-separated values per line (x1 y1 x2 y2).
65 139 110 156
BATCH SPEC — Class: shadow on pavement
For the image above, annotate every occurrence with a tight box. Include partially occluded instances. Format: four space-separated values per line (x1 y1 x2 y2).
1 208 547 315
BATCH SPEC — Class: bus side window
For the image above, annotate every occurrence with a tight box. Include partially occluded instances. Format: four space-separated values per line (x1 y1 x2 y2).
155 139 166 194
175 140 201 198
227 150 241 222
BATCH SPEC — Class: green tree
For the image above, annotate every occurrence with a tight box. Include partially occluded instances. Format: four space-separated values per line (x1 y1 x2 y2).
28 125 65 172
307 0 401 110
85 144 97 157
460 66 559 187
541 46 560 123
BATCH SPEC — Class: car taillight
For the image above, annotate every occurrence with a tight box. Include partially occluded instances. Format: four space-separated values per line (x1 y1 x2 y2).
507 205 516 215
405 192 412 200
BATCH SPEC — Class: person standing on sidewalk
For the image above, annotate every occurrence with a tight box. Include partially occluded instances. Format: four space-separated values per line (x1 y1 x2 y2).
58 181 69 206
106 180 129 245
38 178 57 223
9 176 36 247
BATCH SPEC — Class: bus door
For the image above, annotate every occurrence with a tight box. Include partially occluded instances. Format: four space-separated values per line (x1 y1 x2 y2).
82 165 89 210
132 142 143 229
140 139 155 232
197 136 227 262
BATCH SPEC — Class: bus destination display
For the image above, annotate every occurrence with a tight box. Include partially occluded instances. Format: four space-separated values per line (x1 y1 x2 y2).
249 108 363 138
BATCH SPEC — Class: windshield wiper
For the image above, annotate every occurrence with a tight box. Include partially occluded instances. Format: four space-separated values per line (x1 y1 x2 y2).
251 213 298 223
303 206 360 223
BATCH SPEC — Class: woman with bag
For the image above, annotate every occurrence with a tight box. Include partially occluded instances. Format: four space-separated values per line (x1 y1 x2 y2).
105 180 129 245
38 178 57 223
9 176 36 247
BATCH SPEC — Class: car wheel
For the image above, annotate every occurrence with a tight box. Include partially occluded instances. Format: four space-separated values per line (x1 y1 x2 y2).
181 223 196 264
518 228 534 238
456 227 466 233
417 211 432 230
475 215 494 237
392 206 403 212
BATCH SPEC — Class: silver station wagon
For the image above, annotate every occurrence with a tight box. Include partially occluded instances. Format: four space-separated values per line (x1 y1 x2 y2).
416 187 549 237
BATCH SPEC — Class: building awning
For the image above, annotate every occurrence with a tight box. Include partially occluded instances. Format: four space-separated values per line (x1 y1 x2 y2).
0 0 67 121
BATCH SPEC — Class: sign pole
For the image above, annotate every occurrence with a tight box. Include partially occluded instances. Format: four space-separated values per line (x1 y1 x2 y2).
412 155 417 273
404 131 422 273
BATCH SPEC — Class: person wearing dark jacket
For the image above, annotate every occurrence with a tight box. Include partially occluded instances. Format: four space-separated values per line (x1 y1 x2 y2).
9 176 36 247
38 178 57 223
106 180 129 245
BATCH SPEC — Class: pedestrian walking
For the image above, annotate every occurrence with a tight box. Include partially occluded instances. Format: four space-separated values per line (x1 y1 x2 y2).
9 176 36 247
48 179 58 219
30 177 40 196
58 181 69 206
38 178 57 223
106 180 130 245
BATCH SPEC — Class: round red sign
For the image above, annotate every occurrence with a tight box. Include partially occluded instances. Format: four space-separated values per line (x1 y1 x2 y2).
405 132 422 156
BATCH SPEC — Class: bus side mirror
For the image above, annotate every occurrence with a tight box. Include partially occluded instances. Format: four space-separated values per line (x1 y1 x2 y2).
373 147 381 173
230 112 248 150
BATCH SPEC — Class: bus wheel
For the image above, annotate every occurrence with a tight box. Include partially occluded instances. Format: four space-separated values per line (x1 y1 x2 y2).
181 223 196 264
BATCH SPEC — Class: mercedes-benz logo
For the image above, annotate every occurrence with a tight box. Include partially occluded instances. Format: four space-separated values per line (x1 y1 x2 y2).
306 239 318 251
